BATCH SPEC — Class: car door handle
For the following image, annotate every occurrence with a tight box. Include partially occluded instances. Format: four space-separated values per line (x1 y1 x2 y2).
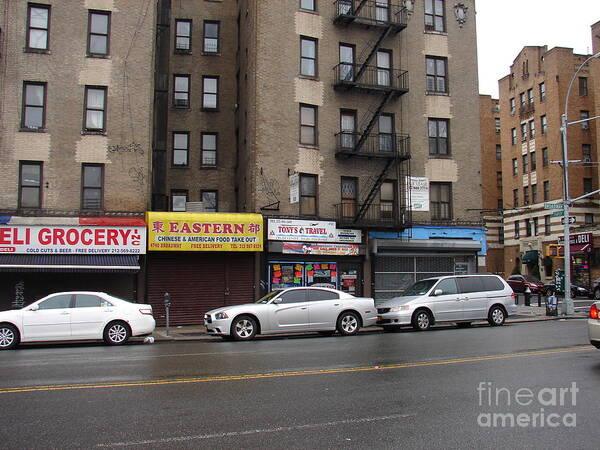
60 312 70 315
334 303 340 306
301 307 307 310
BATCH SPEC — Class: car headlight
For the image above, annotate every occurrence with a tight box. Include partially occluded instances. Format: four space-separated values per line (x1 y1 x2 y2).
215 312 229 320
389 305 411 312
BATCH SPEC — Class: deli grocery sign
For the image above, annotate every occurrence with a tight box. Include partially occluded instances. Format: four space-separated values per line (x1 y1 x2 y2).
0 225 146 254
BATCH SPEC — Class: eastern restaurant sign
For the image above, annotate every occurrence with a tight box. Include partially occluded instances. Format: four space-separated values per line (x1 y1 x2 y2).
146 212 263 251
0 225 146 254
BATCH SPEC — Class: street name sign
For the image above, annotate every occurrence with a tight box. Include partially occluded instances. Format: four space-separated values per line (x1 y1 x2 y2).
544 202 564 210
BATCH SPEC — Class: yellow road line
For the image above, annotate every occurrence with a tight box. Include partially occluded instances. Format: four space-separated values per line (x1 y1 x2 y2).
0 345 593 395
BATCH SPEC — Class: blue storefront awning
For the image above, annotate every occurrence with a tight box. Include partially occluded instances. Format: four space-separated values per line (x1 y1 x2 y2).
0 254 140 273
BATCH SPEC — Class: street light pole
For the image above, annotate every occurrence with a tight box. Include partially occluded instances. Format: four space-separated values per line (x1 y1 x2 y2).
560 50 600 315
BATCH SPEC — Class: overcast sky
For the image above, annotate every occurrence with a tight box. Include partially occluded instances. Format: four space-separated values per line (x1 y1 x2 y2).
476 0 600 98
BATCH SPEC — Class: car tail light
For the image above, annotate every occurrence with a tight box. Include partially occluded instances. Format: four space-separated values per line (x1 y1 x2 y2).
590 304 599 320
512 292 517 303
139 308 153 316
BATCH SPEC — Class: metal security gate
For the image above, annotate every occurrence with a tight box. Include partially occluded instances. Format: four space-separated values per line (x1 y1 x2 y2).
146 253 255 326
373 255 458 299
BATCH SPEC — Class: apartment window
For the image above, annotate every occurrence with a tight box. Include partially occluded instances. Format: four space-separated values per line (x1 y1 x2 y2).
300 0 316 11
523 186 529 205
341 177 358 218
299 173 318 216
532 183 537 203
300 104 317 145
173 75 190 108
378 114 394 151
376 50 391 86
171 190 188 212
514 220 520 238
509 98 515 115
21 82 46 130
541 115 547 134
498 199 503 210
26 4 50 51
585 213 594 225
581 110 589 130
525 218 531 237
19 161 42 208
202 76 218 109
428 118 449 155
543 180 549 201
499 227 505 245
201 133 217 167
511 128 517 145
201 190 218 212
520 123 527 141
512 158 517 176
87 10 110 56
340 110 357 149
529 120 535 139
81 164 103 210
496 171 502 188
542 147 548 166
172 132 189 166
513 189 519 208
203 21 219 53
544 216 551 235
533 217 539 236
495 145 501 160
426 56 447 93
375 0 390 21
539 82 545 101
582 144 592 162
530 151 536 171
522 154 528 174
430 182 452 220
495 117 501 133
527 88 534 105
380 181 395 219
579 77 588 96
175 19 192 52
84 86 107 131
300 37 317 77
519 92 525 108
424 0 445 32
584 178 593 193
339 43 355 81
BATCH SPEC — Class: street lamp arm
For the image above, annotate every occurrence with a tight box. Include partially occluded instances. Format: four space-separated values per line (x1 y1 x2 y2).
563 51 600 121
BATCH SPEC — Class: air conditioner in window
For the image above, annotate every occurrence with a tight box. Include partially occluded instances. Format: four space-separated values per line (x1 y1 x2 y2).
583 156 592 163
174 98 188 107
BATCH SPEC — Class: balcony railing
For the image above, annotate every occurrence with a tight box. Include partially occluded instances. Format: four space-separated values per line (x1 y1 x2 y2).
335 132 410 159
333 0 408 30
519 102 535 118
333 63 409 94
334 203 410 229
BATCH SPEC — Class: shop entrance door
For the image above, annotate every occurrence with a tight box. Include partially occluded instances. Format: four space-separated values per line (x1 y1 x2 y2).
338 263 362 296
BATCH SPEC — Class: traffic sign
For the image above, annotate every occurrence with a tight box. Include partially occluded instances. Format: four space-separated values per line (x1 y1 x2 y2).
544 202 564 210
561 217 576 224
551 210 564 217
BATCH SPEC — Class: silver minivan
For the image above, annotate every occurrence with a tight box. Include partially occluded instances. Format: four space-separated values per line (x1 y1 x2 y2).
376 274 518 331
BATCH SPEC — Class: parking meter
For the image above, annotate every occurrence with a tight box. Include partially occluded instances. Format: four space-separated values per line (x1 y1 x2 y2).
164 292 171 335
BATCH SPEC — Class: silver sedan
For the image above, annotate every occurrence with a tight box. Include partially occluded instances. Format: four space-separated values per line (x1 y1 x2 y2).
204 287 377 340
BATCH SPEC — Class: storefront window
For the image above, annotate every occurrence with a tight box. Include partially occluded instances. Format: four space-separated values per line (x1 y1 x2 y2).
269 261 338 291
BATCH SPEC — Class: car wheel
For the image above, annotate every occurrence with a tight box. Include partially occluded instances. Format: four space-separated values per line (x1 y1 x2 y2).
0 324 19 350
456 322 472 328
318 331 335 336
488 306 506 326
103 321 131 345
412 309 432 331
336 311 361 336
231 315 258 341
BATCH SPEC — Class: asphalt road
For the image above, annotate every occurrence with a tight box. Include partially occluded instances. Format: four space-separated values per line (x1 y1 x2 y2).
0 320 598 449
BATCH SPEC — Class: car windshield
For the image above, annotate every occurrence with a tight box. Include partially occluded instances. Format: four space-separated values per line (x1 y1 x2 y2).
255 290 282 304
400 279 438 296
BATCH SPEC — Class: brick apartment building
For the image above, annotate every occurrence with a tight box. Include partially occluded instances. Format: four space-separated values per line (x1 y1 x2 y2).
494 21 600 289
0 1 155 307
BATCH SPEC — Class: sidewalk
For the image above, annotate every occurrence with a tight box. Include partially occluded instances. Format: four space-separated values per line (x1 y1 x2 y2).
150 304 589 342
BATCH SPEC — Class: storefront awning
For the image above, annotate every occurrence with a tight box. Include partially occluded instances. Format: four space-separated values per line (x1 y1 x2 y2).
521 250 539 264
0 254 140 273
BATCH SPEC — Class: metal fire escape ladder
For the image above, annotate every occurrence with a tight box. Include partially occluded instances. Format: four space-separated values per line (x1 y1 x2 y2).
353 24 394 83
353 0 370 17
354 156 400 222
353 90 394 153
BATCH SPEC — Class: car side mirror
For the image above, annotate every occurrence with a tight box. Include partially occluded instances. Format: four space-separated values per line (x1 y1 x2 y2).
433 289 443 296
272 298 282 304
29 304 39 311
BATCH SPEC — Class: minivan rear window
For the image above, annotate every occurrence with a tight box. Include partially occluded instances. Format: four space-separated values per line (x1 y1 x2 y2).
481 276 504 291
457 276 504 293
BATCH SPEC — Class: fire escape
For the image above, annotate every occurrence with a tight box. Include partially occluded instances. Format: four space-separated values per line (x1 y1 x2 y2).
333 0 411 229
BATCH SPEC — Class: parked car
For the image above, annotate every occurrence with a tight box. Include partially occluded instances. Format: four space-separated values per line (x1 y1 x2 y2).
204 287 376 340
589 302 600 349
543 281 592 298
0 292 155 350
376 274 518 331
592 278 600 300
505 275 545 294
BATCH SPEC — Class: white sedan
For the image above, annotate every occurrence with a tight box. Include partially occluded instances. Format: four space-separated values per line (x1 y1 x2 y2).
0 291 155 350
204 287 377 340
589 302 600 349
